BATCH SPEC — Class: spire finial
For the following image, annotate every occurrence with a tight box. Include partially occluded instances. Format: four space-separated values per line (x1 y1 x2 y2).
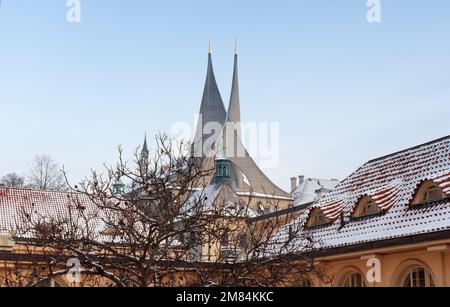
234 37 238 55
208 37 212 54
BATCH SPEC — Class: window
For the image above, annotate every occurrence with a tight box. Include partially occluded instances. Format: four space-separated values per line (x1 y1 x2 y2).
364 201 380 215
353 196 381 218
33 278 62 288
216 163 230 177
412 181 445 205
306 209 330 227
297 278 313 287
221 232 229 247
342 272 366 287
424 186 443 202
238 233 248 249
316 213 328 225
402 267 435 288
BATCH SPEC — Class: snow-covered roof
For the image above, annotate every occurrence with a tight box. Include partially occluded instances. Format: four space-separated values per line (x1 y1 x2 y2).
292 178 340 206
0 182 258 240
276 135 450 250
0 188 100 236
236 191 294 201
183 183 257 218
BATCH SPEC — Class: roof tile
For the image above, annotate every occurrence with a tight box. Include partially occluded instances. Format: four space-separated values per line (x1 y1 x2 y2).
276 136 450 249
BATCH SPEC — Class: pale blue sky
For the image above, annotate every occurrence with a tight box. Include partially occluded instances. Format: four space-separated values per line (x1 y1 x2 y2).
0 1 449 191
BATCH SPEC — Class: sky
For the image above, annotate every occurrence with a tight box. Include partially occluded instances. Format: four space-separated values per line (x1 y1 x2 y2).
0 0 449 191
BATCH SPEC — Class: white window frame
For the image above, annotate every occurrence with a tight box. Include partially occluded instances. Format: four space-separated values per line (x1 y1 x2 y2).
402 266 435 288
342 272 366 287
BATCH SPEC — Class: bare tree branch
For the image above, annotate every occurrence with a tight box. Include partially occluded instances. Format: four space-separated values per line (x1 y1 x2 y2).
8 133 330 287
26 154 68 191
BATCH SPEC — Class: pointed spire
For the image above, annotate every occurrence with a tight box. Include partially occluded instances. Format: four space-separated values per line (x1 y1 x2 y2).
141 132 150 164
140 132 149 176
227 41 241 129
141 133 149 157
192 42 227 158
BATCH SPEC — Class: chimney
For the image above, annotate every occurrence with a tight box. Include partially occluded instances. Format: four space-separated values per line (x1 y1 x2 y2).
298 175 305 185
290 177 298 192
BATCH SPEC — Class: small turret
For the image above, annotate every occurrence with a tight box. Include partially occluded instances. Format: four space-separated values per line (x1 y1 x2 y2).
214 147 232 186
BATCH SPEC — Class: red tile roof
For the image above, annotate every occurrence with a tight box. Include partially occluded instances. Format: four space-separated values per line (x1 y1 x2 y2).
0 188 95 236
277 135 450 249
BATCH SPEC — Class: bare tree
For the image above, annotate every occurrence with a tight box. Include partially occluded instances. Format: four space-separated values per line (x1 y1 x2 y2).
182 199 331 287
26 155 67 191
9 134 329 287
0 173 25 188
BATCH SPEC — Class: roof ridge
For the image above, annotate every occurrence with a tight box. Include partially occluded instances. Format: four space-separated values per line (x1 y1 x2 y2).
307 177 340 182
367 135 450 164
0 186 76 195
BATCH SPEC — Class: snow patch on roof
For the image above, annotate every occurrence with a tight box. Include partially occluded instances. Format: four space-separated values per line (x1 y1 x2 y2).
276 136 450 250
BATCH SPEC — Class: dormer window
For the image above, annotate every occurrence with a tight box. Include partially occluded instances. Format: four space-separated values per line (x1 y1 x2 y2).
412 181 445 206
306 209 330 227
424 186 442 202
353 196 381 218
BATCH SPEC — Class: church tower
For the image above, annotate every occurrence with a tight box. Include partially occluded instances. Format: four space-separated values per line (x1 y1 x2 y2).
192 42 292 203
192 40 227 158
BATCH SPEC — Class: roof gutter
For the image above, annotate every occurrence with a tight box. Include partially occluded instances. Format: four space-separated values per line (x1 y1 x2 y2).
312 229 450 260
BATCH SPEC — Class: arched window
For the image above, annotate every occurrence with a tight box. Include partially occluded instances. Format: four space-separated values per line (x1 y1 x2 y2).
353 196 381 218
306 209 330 227
33 278 62 288
412 181 445 205
297 278 313 288
341 272 366 287
221 232 229 247
238 233 248 249
402 266 435 287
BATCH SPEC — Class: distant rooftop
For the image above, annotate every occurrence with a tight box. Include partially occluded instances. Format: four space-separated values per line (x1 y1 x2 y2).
277 135 450 251
291 176 340 206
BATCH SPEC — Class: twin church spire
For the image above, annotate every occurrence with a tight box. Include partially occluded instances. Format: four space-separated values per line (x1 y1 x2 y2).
143 41 241 160
192 40 242 158
142 41 291 198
